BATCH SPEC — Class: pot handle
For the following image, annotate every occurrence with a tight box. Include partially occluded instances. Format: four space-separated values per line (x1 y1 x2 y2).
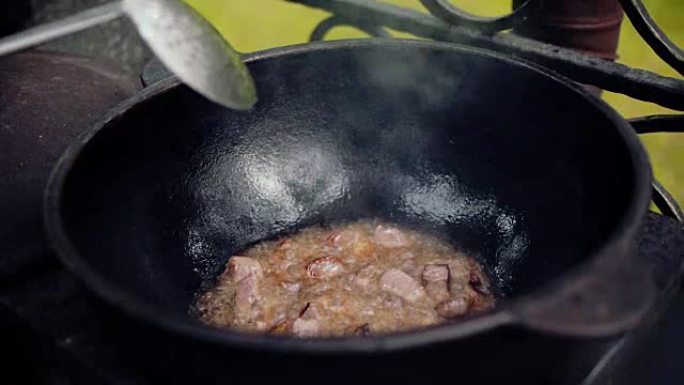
514 161 683 337
514 213 683 337
513 239 656 337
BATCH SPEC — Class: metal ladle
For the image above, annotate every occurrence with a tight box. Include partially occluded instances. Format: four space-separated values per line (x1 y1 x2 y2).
0 0 257 110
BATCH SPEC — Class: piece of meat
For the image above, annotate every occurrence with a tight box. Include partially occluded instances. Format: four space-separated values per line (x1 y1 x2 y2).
374 225 410 248
281 281 301 294
443 258 471 292
422 264 449 281
380 269 426 303
223 256 264 283
354 264 380 293
292 318 320 337
390 251 418 278
435 297 470 318
468 270 490 295
299 302 321 320
307 256 345 279
383 293 404 310
422 264 451 302
292 302 322 337
234 274 261 320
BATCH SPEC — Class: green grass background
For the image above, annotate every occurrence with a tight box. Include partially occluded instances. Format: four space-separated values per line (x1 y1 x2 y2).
187 0 683 205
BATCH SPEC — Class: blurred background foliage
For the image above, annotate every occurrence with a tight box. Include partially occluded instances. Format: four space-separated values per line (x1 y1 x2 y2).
187 0 683 204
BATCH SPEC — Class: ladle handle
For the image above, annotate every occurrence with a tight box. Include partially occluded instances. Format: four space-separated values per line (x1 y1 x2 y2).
0 2 124 57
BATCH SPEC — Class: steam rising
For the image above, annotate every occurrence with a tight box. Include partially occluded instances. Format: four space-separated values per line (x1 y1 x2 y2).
185 42 526 290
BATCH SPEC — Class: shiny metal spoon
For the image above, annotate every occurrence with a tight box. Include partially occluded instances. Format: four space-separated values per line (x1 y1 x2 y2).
0 0 257 110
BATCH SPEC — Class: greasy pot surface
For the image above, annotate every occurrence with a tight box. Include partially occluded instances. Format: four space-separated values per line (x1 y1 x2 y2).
46 40 649 352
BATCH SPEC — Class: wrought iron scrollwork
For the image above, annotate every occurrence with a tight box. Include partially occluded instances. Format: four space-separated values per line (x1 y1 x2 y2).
419 0 531 33
619 0 684 76
652 180 684 222
293 0 684 216
290 0 684 111
609 3 683 230
630 115 683 221
629 115 683 135
310 16 390 41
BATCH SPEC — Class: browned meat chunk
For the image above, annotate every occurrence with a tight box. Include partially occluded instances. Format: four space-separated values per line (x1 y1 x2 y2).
234 274 261 320
307 256 345 279
354 264 380 293
436 297 470 318
436 258 474 294
373 225 410 248
223 256 264 283
422 264 451 302
292 302 322 337
380 269 426 303
383 293 404 310
299 302 321 319
468 270 490 295
292 318 320 337
281 281 301 293
392 251 419 278
422 263 449 281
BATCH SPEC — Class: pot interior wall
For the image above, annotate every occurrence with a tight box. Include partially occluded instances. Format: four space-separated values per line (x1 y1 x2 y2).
59 43 640 318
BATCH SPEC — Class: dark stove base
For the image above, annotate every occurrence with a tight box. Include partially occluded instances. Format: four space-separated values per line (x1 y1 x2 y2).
0 212 681 385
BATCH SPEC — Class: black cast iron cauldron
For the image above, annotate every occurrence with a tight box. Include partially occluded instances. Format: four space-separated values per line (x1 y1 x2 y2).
44 39 658 380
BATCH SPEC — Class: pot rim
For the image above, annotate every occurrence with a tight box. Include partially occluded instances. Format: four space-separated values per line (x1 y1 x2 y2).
43 39 652 353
